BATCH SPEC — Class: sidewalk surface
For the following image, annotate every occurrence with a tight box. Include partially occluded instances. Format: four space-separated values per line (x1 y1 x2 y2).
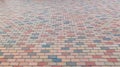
0 0 120 67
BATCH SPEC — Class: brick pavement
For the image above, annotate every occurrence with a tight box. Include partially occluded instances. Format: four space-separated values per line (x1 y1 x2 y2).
0 0 120 67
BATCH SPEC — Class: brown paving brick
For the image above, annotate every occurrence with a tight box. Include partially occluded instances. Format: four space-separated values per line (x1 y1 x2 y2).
0 58 6 62
14 66 23 67
92 55 102 59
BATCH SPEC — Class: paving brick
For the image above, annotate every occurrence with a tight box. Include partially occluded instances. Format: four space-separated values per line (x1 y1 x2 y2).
78 36 86 39
61 52 71 56
37 62 48 66
74 49 83 53
42 43 51 48
66 62 76 66
41 50 50 53
92 55 102 58
61 47 69 50
86 61 96 66
28 52 36 56
52 65 62 67
52 58 62 62
30 37 38 39
14 66 23 67
64 21 71 24
103 37 111 41
0 52 3 56
65 38 76 43
0 58 6 62
4 55 14 59
107 58 118 62
48 55 57 59
76 42 84 46
100 47 109 50
22 47 30 50
93 40 101 43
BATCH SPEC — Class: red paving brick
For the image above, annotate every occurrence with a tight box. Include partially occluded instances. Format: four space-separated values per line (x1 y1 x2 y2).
107 58 118 62
37 62 48 66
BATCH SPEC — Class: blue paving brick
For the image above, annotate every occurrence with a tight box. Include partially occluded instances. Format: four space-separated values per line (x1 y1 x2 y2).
48 55 57 59
52 24 60 27
68 38 76 41
76 42 84 46
93 40 101 43
118 44 120 47
30 37 38 39
0 30 6 34
100 47 109 50
78 36 86 39
46 42 54 45
4 55 14 59
74 49 83 53
65 38 76 43
41 43 52 48
66 62 76 66
41 50 50 53
42 45 50 48
7 40 16 43
32 33 39 36
52 58 62 62
64 21 71 24
114 34 120 36
103 37 111 41
100 18 107 20
4 44 13 48
61 47 70 50
0 52 3 56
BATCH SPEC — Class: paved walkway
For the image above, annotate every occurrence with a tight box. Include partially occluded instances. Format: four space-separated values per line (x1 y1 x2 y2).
0 0 120 67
